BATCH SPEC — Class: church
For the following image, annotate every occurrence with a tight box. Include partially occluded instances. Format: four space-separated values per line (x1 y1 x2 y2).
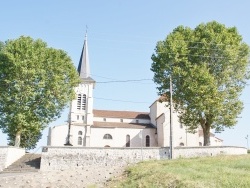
47 35 223 148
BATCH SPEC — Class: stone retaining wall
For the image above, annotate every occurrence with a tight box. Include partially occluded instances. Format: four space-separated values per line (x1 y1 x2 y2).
40 147 169 171
0 146 25 171
40 146 247 171
174 146 247 158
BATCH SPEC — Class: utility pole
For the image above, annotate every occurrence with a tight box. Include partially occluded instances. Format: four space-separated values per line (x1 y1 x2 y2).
169 75 174 159
246 135 249 150
139 130 143 161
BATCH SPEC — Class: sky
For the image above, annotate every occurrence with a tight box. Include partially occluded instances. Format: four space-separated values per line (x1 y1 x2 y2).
0 1 250 151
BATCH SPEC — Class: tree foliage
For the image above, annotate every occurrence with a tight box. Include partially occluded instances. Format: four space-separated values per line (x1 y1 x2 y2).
0 41 4 51
0 36 79 148
151 21 250 145
7 127 42 150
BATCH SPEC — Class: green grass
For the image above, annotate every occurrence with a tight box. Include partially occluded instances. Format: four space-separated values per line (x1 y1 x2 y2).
108 155 250 188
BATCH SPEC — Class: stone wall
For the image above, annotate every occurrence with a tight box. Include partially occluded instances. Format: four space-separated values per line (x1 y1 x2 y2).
40 146 247 171
40 147 169 171
0 146 25 171
174 146 247 158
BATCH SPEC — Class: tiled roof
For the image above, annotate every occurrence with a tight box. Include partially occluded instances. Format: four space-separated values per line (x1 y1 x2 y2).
92 121 154 129
93 109 150 119
214 137 223 141
149 95 168 108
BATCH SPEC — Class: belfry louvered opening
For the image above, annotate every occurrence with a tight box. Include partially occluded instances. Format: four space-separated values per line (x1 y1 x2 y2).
77 94 86 110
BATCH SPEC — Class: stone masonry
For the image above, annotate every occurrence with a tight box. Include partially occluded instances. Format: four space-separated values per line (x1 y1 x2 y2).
40 147 169 171
40 146 247 171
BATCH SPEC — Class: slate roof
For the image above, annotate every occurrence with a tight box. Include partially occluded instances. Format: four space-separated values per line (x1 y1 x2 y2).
78 33 91 79
93 109 150 119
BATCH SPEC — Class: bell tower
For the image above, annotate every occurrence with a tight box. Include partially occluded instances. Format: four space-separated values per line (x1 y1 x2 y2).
69 33 95 146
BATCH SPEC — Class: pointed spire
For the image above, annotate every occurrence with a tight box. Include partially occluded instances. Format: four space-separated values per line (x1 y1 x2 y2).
77 32 90 79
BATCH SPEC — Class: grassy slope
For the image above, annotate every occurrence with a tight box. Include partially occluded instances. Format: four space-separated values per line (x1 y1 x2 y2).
108 155 250 188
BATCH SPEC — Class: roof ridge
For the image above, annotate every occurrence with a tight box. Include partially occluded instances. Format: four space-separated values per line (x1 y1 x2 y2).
93 109 149 114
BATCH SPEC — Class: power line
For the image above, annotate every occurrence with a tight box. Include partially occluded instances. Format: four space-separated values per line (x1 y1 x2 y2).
156 45 247 53
90 74 117 80
89 74 153 84
94 97 150 104
158 39 248 48
96 79 152 83
156 52 246 60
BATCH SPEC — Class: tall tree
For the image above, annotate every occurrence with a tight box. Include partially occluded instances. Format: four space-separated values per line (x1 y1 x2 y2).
0 41 4 51
0 36 79 147
151 21 250 146
7 127 42 150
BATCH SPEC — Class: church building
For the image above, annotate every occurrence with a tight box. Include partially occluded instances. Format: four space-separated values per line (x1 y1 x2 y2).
47 35 223 148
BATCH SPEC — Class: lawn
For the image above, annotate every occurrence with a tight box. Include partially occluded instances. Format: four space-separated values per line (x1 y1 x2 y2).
108 154 250 188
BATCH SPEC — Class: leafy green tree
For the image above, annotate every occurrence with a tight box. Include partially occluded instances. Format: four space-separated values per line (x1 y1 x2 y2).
0 36 79 148
7 127 42 150
0 41 4 51
151 21 250 146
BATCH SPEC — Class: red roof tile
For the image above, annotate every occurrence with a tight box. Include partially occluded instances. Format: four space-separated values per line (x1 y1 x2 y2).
93 121 154 129
93 109 150 119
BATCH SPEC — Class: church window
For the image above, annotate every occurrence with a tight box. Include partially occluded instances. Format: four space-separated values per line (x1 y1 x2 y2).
179 142 184 146
146 135 150 147
82 94 86 110
126 135 130 147
199 142 202 146
77 94 86 110
78 137 82 145
120 119 123 123
78 131 82 135
180 123 183 129
103 134 112 139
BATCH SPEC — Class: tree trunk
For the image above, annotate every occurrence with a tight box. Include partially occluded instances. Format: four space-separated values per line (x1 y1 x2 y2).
203 125 211 146
15 131 21 147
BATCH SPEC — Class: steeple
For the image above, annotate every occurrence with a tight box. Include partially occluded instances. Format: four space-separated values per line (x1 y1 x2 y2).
77 33 90 79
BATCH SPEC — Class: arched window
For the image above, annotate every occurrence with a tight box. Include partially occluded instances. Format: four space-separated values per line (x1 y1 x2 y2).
180 123 183 129
126 135 130 147
179 142 184 146
78 137 82 145
146 135 150 147
103 134 112 139
78 131 82 135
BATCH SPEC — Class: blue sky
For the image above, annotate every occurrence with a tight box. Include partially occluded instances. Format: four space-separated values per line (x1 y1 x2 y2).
0 1 250 150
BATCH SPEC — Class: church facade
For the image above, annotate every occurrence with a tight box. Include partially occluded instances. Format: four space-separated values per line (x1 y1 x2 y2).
47 35 223 148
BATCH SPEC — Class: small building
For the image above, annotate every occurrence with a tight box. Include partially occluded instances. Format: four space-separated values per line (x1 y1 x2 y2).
47 34 222 148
